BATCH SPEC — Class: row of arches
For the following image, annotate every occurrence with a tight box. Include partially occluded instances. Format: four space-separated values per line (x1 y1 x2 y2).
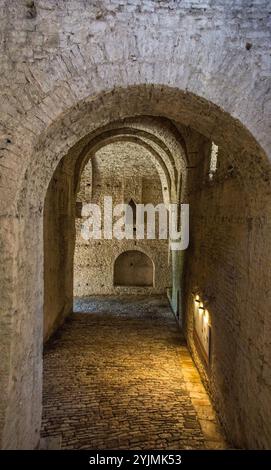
44 114 188 338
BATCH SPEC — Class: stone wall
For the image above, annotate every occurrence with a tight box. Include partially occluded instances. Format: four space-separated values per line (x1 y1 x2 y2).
44 158 75 342
182 139 271 448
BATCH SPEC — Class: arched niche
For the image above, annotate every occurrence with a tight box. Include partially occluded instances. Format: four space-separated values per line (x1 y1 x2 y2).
114 250 154 287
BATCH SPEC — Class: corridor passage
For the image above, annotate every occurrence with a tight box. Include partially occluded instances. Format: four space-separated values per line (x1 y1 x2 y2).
41 296 227 450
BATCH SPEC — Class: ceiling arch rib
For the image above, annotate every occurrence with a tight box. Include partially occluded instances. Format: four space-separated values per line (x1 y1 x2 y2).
73 119 188 205
76 135 172 206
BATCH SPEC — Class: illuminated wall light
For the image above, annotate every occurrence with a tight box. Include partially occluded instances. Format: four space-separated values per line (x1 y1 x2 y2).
203 310 209 325
193 297 211 363
194 294 200 304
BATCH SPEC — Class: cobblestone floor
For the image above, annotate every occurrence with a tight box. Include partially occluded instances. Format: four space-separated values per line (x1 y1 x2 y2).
41 296 227 450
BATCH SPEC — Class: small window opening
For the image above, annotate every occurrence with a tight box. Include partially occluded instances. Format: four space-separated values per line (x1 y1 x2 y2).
126 199 137 228
209 142 218 180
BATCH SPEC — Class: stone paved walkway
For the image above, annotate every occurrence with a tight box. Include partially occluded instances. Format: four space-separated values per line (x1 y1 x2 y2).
41 296 227 450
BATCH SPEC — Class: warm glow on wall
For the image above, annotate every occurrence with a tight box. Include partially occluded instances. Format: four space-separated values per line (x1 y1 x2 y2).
199 304 204 315
193 293 211 363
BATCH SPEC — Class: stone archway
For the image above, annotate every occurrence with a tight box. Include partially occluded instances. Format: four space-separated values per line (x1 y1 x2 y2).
1 0 271 450
0 83 270 450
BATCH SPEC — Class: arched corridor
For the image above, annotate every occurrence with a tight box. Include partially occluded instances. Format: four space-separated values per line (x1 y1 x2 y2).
0 0 270 452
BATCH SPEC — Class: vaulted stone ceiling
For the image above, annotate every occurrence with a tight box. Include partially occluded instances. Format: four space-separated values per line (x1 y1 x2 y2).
93 141 161 178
